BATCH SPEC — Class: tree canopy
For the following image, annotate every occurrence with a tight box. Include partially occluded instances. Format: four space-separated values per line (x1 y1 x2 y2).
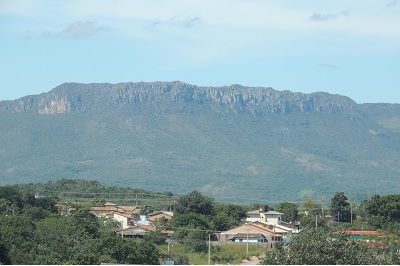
275 202 298 223
0 186 161 265
361 194 400 229
174 190 214 216
330 192 353 223
261 228 391 265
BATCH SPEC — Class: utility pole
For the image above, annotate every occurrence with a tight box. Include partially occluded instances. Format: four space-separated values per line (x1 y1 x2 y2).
350 203 353 223
246 230 249 258
121 221 124 239
167 232 170 259
208 234 211 265
321 201 324 218
244 224 250 256
273 224 275 248
315 215 318 229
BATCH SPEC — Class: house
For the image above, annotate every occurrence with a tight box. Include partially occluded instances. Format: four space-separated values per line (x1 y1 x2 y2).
136 215 154 226
219 222 283 247
231 233 267 243
89 202 120 217
89 202 172 239
113 211 134 229
55 204 76 215
116 225 152 239
332 230 381 242
89 202 140 230
89 202 141 218
118 205 141 218
245 205 284 224
331 230 393 251
244 205 299 240
245 210 262 222
147 211 173 223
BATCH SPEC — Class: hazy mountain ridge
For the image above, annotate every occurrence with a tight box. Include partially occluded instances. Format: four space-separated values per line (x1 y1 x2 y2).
1 81 400 203
0 81 360 117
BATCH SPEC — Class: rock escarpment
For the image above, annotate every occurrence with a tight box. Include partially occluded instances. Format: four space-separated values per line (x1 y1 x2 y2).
0 81 358 116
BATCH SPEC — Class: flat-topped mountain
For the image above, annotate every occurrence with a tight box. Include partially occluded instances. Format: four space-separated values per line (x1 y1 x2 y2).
1 81 358 115
1 81 399 203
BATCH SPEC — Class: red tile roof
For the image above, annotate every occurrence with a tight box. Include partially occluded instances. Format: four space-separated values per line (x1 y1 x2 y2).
148 212 173 221
232 233 265 239
249 223 283 236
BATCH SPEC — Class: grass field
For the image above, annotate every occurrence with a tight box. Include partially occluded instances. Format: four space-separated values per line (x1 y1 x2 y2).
158 242 267 264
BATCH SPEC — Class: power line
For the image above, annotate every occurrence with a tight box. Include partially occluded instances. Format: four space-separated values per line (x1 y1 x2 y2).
35 189 334 207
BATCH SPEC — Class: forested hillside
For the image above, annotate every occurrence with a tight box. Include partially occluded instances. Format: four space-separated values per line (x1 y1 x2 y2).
1 81 400 203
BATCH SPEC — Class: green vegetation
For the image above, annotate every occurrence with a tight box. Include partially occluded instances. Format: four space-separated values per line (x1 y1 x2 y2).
361 194 400 231
159 244 262 265
1 182 400 264
170 190 247 254
261 192 400 264
0 186 160 265
275 202 298 223
10 179 176 210
261 228 391 265
1 82 400 203
330 192 354 223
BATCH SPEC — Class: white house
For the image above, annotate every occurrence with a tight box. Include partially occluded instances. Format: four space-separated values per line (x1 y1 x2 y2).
260 211 283 225
231 233 267 243
245 206 284 225
113 212 133 229
219 223 283 246
244 205 299 244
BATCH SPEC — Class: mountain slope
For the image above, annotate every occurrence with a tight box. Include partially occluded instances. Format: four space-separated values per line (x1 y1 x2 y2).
1 81 399 203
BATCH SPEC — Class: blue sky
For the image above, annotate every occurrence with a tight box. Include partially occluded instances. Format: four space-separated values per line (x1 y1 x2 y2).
1 0 399 103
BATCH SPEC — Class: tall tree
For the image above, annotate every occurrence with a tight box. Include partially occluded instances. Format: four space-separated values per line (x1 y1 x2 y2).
275 202 298 223
174 191 214 216
330 192 352 223
0 242 11 265
301 199 321 216
361 194 400 228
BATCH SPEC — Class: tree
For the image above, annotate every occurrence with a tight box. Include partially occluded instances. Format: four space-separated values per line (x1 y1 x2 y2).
299 213 328 229
174 191 214 216
212 213 232 231
330 192 352 223
302 199 321 216
0 242 11 265
171 212 210 229
261 228 392 265
275 202 298 223
89 196 107 206
212 203 247 231
361 194 400 228
182 228 208 253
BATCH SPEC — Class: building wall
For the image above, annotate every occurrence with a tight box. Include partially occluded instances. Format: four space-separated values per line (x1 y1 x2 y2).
234 237 265 243
113 214 130 229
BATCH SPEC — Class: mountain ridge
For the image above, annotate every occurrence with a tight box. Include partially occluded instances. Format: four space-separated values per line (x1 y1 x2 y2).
0 81 360 117
1 81 400 203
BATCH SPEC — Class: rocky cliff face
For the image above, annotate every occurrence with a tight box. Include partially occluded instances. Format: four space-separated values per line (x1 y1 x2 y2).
0 81 359 116
1 81 400 201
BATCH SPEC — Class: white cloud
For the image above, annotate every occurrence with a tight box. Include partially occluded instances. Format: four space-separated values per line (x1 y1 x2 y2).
3 1 400 57
41 20 107 39
316 63 338 69
146 16 201 29
386 0 397 7
62 20 106 38
308 11 349 22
